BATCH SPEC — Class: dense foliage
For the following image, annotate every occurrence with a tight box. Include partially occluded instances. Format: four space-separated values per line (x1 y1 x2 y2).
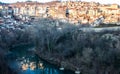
30 18 120 74
0 18 120 74
0 25 32 49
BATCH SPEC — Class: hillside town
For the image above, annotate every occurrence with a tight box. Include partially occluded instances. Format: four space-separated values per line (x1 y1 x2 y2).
1 1 120 74
0 1 120 26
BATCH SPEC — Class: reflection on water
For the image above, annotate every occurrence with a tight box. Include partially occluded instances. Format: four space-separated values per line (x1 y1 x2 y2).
20 57 44 71
7 45 74 74
17 56 64 74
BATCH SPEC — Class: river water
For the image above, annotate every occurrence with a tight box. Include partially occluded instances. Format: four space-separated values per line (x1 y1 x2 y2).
6 45 74 74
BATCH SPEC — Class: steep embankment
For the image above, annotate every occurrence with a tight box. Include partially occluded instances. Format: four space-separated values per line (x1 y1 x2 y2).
31 18 120 74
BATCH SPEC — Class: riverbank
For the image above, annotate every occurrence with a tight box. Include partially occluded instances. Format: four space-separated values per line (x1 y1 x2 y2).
35 51 77 71
7 44 75 74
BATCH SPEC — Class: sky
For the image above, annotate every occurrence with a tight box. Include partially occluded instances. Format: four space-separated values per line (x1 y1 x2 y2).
0 0 120 5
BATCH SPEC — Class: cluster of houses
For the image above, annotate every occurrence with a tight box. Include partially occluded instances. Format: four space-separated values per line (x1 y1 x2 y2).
0 4 33 31
0 1 120 25
47 1 120 25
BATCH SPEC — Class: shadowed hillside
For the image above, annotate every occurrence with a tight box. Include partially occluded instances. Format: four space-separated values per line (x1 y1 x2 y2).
0 18 120 74
30 18 120 74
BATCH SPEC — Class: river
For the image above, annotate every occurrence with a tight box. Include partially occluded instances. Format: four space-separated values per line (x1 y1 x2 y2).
5 45 74 74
